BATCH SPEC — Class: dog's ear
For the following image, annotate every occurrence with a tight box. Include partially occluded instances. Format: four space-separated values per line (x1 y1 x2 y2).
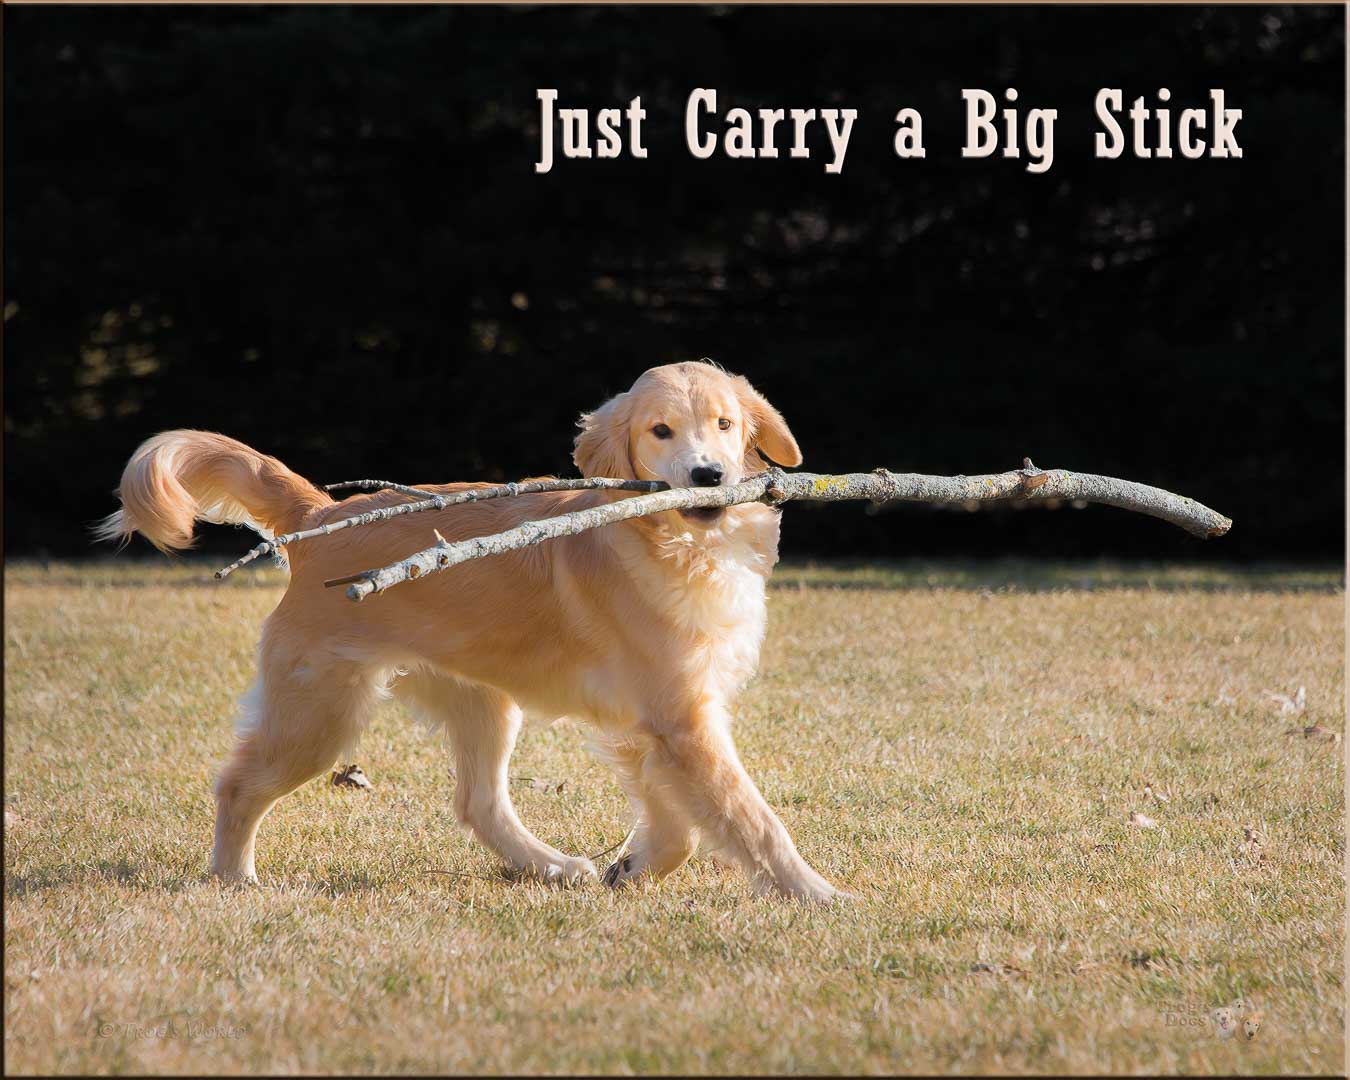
734 375 802 469
573 392 636 479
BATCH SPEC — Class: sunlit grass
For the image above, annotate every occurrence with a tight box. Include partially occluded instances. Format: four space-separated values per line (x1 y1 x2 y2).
4 560 1344 1074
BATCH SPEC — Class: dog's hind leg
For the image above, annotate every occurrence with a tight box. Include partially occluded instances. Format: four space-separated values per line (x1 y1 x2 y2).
211 651 385 884
397 673 596 884
592 735 699 888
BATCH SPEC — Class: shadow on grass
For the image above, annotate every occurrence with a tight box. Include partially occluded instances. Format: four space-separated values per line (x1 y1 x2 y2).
6 557 1344 594
5 559 289 591
305 864 521 897
771 559 1344 594
5 858 197 896
3 860 515 897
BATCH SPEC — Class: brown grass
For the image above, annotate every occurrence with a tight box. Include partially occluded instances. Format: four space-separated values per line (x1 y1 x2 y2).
4 560 1344 1074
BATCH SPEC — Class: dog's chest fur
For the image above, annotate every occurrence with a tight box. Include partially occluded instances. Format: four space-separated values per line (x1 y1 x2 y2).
632 504 781 703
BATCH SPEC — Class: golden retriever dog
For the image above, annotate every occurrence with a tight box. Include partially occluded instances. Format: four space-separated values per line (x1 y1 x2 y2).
98 361 842 902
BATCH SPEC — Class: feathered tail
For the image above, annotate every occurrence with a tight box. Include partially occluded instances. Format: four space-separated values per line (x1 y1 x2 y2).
95 430 332 552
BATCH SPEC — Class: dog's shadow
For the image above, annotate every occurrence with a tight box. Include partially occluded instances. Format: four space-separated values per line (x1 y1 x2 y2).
5 858 196 897
5 860 575 898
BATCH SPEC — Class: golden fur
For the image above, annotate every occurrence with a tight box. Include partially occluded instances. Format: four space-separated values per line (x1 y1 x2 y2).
99 362 840 901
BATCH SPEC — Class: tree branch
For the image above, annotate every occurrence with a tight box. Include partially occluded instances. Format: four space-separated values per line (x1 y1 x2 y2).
214 476 669 579
326 460 1232 602
324 479 440 498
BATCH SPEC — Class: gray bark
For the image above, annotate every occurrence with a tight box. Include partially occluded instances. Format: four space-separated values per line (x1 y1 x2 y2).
327 461 1232 602
214 476 667 578
324 479 440 498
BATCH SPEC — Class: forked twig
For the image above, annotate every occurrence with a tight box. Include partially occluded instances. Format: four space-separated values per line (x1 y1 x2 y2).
214 476 667 579
325 479 440 498
589 826 639 864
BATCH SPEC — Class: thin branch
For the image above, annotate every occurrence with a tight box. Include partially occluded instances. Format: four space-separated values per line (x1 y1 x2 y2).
331 460 1232 602
213 476 668 579
589 826 638 864
325 479 440 498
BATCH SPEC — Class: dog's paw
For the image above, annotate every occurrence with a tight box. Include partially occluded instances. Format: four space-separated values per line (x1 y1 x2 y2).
782 882 842 905
535 855 597 886
209 860 260 886
753 868 848 905
601 852 646 889
814 886 859 905
212 871 260 888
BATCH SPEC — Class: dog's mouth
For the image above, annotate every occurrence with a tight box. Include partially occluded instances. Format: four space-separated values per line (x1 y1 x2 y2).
677 506 726 527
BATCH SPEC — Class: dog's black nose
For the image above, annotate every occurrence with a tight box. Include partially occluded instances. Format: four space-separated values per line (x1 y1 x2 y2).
690 465 724 487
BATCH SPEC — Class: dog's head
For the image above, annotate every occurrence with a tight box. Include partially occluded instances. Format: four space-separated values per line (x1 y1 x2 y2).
574 361 801 530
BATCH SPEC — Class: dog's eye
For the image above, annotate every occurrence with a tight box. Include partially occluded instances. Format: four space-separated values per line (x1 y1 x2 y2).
651 424 672 439
718 418 732 431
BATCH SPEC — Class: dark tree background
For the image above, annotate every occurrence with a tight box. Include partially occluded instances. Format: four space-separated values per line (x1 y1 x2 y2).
5 5 1345 561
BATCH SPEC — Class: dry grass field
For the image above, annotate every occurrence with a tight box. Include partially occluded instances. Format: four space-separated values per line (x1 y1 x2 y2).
4 559 1345 1074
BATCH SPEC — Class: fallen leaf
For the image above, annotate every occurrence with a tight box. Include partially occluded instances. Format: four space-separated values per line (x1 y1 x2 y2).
510 776 568 793
969 961 1026 978
332 764 373 790
1287 723 1341 744
1267 686 1307 716
1129 810 1158 830
1127 949 1169 970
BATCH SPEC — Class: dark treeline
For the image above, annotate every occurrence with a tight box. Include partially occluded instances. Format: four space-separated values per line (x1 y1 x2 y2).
5 6 1345 561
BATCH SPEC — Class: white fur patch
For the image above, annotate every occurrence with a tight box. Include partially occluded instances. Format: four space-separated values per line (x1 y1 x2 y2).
634 507 779 705
233 677 265 740
199 500 274 540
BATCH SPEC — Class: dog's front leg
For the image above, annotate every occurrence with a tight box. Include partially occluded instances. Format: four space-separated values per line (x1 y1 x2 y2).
596 736 700 888
640 703 841 903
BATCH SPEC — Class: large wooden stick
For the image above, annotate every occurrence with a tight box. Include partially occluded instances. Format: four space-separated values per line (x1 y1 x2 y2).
213 476 668 579
329 460 1232 602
